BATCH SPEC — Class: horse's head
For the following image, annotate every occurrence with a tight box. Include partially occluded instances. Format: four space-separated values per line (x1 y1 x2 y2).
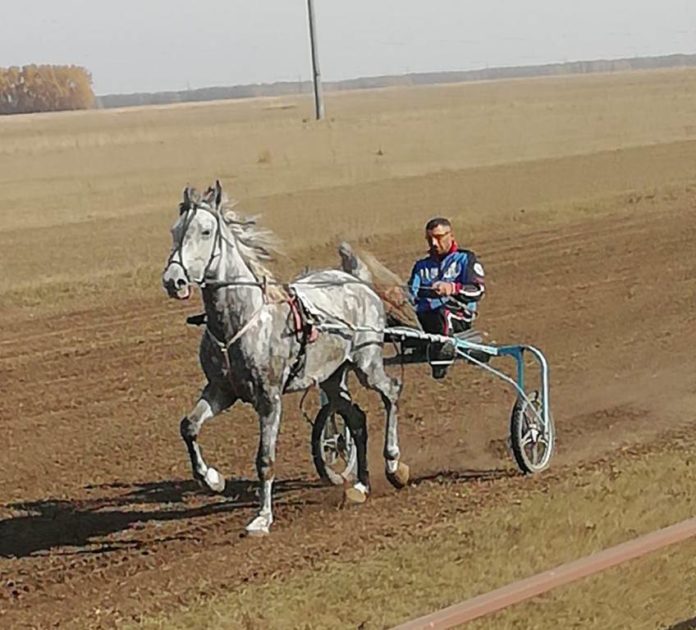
162 181 225 300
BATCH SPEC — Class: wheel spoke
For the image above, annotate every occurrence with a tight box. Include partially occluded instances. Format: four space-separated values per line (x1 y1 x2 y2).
320 418 356 473
520 431 535 447
321 436 338 451
510 395 554 473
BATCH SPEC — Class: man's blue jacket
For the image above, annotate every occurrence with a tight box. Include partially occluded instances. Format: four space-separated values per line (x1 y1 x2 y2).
407 243 486 314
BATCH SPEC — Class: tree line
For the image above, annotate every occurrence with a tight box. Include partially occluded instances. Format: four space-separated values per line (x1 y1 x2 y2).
0 65 95 115
98 53 696 110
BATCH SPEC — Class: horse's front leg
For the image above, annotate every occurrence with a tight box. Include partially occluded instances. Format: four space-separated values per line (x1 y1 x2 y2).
246 388 282 536
180 382 236 493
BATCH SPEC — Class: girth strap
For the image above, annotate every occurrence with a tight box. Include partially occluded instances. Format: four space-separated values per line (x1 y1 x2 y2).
287 293 319 344
284 292 320 392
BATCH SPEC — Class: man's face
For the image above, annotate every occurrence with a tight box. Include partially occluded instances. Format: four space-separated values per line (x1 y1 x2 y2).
426 224 454 256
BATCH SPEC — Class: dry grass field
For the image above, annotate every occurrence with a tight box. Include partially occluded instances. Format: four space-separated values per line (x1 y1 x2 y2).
2 67 696 629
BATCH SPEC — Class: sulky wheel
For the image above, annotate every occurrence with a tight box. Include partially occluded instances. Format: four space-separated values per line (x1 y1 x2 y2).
311 404 358 485
509 390 555 474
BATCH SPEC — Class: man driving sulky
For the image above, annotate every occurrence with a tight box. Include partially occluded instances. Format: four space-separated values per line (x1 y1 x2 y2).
407 217 486 378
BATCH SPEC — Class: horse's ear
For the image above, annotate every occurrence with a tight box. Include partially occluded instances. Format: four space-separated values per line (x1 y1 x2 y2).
214 179 223 209
181 185 201 213
180 186 192 214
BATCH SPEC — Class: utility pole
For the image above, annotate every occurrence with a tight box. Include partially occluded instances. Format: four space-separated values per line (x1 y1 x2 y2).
306 0 325 120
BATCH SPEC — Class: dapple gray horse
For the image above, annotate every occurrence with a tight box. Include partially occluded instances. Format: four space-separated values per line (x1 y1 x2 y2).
162 181 409 535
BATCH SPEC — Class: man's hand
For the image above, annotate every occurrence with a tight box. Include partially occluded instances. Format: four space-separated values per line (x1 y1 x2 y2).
432 281 456 297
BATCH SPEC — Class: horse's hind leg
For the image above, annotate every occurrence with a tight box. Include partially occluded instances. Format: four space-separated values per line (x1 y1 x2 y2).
180 382 236 493
321 367 370 504
355 353 409 489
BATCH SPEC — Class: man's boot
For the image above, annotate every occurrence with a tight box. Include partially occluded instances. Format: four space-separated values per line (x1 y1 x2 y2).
430 340 456 379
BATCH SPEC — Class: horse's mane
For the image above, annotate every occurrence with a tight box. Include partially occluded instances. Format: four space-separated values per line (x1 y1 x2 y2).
217 195 288 302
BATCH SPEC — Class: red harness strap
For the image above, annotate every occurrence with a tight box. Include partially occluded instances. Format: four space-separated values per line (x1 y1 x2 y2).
287 295 319 343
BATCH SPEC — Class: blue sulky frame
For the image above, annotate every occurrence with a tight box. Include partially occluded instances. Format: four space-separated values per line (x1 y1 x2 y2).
313 324 554 483
383 326 549 414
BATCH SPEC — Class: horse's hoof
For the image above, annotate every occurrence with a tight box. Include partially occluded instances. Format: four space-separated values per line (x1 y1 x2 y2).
386 462 410 489
203 467 225 493
245 513 272 536
343 482 369 505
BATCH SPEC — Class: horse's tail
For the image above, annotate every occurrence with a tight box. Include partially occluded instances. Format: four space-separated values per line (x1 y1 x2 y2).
338 241 373 283
337 241 422 330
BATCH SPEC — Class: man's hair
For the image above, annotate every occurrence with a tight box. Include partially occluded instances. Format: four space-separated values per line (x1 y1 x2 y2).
425 217 451 231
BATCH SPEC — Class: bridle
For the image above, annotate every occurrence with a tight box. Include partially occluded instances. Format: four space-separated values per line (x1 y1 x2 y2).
165 201 238 289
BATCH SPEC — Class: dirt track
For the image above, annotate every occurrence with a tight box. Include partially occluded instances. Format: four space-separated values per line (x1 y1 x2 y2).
3 70 696 628
2 177 696 628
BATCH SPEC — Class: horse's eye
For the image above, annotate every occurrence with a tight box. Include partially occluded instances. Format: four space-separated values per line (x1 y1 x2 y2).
201 229 212 237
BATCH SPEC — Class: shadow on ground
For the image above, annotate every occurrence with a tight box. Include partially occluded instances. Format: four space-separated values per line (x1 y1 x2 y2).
0 477 322 558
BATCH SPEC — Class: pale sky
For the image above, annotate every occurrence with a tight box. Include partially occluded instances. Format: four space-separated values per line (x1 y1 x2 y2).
1 1 694 95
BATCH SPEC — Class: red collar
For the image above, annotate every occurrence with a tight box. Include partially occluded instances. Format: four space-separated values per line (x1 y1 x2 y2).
430 241 458 261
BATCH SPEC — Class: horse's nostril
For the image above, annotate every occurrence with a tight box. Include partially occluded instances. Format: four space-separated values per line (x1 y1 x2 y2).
176 278 187 288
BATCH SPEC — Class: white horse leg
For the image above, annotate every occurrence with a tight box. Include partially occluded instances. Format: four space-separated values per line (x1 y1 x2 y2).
246 390 282 536
180 383 236 493
356 357 409 489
